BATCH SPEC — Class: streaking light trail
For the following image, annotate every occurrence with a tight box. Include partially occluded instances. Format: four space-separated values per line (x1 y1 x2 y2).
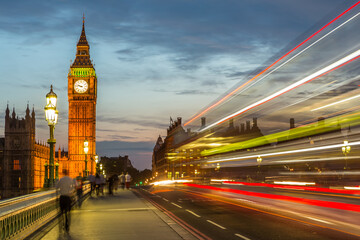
183 183 360 212
184 1 360 127
311 94 360 111
200 49 360 132
222 181 360 195
206 140 360 163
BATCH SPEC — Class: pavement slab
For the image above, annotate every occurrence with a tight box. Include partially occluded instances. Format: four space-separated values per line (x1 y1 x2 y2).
41 189 195 240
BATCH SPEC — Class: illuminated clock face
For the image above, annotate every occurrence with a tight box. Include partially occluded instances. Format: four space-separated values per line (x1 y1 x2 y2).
74 80 88 93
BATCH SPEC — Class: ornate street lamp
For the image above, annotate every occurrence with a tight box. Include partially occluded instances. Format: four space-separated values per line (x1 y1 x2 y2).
44 85 58 187
84 139 89 177
342 140 351 169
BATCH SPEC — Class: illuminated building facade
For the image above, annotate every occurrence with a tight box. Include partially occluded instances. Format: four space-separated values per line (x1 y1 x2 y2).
153 117 196 180
67 19 97 178
152 117 264 181
0 18 98 198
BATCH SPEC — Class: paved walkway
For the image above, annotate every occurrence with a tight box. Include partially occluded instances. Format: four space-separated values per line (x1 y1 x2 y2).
41 189 195 240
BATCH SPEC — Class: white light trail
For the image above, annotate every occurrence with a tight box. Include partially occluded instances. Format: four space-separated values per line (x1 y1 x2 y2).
312 94 360 111
210 179 233 182
242 11 360 97
186 9 360 127
201 49 360 132
344 186 360 190
273 156 359 163
151 179 193 186
274 181 315 186
206 141 360 163
306 217 333 225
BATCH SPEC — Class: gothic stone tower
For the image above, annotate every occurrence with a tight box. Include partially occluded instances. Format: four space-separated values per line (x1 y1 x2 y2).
2 105 35 197
68 19 97 178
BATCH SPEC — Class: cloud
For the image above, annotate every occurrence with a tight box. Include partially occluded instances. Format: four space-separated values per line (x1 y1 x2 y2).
176 90 217 95
97 115 168 129
226 70 255 79
153 88 217 96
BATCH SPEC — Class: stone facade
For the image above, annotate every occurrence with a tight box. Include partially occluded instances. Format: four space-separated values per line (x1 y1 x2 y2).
0 106 49 199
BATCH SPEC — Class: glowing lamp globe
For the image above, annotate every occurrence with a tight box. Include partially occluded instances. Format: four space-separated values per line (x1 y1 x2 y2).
46 85 57 108
84 139 89 154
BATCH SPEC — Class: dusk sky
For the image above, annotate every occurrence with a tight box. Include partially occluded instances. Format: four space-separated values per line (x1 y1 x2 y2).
0 0 351 170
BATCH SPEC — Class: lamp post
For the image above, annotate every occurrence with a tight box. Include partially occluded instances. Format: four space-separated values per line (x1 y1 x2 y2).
44 162 48 188
55 162 59 181
84 139 89 178
94 155 99 175
44 85 58 187
342 140 351 169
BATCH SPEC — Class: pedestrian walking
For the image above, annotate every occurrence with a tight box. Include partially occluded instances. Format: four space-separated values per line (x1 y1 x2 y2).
88 174 95 196
75 176 83 207
56 170 74 232
95 173 101 196
119 172 125 190
113 174 119 192
100 174 106 195
125 172 131 190
108 176 114 195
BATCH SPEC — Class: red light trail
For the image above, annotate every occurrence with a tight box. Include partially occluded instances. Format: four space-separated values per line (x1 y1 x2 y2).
184 1 360 127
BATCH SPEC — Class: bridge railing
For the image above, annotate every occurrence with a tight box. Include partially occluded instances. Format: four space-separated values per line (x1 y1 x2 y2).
0 182 91 240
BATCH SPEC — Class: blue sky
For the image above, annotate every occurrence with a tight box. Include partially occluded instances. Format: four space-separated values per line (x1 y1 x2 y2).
0 0 351 170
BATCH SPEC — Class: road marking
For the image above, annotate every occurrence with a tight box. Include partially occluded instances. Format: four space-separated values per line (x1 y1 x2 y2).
235 233 251 240
237 198 254 203
171 202 183 208
180 189 360 238
207 220 226 229
186 209 201 217
306 217 333 225
163 198 169 202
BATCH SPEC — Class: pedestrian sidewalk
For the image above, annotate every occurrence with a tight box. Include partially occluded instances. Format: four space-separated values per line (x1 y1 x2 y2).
41 189 196 240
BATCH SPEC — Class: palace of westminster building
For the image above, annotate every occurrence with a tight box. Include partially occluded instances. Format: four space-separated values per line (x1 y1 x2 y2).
0 19 97 199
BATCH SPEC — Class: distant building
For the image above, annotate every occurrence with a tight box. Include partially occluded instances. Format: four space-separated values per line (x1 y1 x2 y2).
0 19 105 199
0 105 50 199
100 155 133 177
152 117 195 180
152 117 264 180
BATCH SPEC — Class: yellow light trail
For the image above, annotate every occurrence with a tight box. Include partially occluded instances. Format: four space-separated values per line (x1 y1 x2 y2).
206 141 360 163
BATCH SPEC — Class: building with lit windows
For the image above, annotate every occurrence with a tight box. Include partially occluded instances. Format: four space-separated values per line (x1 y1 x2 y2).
0 19 98 198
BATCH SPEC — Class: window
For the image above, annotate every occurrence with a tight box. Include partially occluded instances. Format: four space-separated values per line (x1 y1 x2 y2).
13 160 21 170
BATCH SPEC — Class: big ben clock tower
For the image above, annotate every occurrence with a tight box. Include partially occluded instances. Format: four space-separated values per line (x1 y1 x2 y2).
68 17 97 178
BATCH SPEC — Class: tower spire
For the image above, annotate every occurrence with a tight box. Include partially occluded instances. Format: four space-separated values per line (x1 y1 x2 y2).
77 14 89 47
71 16 93 68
